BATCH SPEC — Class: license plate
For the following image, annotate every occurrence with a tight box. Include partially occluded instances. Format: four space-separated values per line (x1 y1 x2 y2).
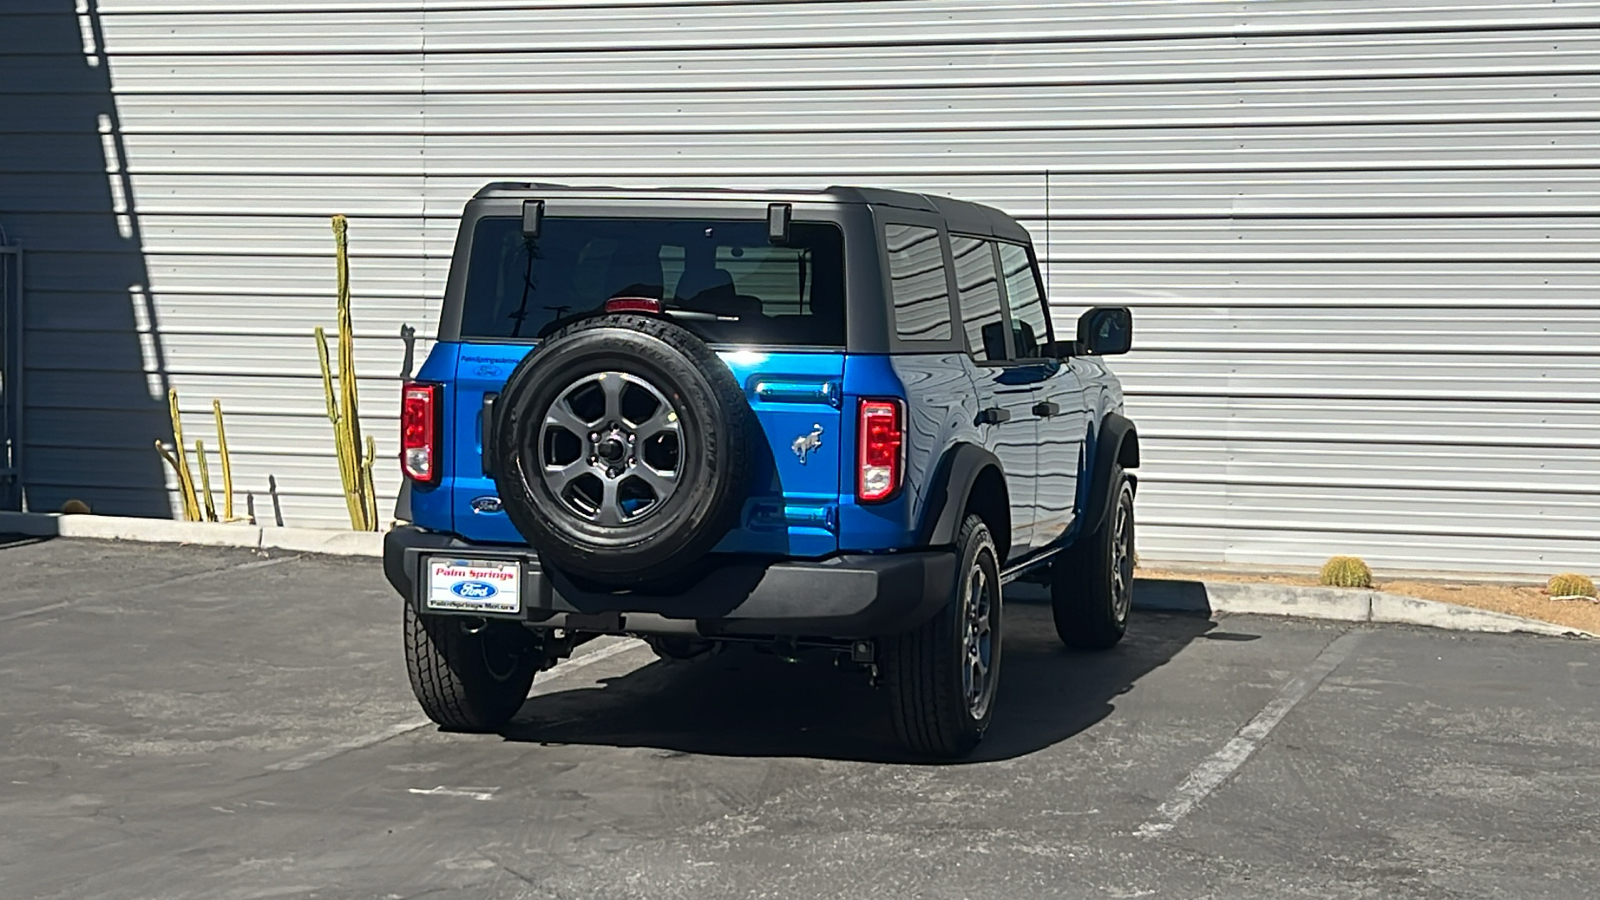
426 558 521 615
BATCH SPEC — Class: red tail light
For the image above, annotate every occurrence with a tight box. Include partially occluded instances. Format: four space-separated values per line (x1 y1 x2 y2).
605 296 662 314
857 399 904 503
401 382 439 484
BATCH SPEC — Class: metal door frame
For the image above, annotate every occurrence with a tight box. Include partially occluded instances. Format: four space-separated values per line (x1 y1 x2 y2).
1 243 22 511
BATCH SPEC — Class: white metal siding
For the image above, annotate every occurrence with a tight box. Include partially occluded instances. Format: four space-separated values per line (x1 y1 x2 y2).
2 1 1596 574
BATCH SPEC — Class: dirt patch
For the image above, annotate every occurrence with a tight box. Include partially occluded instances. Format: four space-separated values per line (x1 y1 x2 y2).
1139 568 1600 636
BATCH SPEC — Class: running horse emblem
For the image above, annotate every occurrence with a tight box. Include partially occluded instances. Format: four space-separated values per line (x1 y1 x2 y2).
791 424 825 465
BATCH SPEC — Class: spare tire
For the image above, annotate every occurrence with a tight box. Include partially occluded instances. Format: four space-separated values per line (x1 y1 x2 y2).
492 314 752 587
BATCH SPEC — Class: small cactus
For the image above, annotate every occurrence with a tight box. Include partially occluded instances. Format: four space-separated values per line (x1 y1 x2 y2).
1547 573 1597 599
1320 555 1373 589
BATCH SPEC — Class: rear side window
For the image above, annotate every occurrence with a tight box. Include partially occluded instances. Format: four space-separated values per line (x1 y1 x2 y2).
950 236 1007 362
998 242 1049 358
459 216 846 346
883 223 953 342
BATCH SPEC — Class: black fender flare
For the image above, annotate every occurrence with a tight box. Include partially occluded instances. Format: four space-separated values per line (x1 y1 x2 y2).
918 443 1007 549
1080 412 1139 539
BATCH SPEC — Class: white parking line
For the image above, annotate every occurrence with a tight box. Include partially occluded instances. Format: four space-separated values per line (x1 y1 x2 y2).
1136 630 1364 838
408 786 498 801
266 636 650 772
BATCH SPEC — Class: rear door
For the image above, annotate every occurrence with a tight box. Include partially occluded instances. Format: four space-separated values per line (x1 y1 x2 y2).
996 242 1086 548
947 234 1038 556
448 344 530 543
441 208 848 553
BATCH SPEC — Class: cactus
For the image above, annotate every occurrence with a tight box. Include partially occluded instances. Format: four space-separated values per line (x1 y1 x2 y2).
156 388 202 522
155 392 241 523
1547 573 1597 600
196 439 217 523
316 215 378 531
1320 555 1373 589
213 400 235 522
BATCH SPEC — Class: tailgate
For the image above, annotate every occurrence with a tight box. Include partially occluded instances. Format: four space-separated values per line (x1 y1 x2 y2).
447 344 531 543
714 350 844 558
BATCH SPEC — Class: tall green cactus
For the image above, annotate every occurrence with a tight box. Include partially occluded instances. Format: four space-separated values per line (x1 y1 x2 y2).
317 215 378 531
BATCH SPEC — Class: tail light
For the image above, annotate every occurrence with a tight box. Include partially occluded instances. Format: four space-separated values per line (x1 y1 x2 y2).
401 382 440 484
605 297 661 314
857 399 904 503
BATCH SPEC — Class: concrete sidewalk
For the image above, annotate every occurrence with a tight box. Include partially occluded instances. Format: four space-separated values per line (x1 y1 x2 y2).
3 509 1589 639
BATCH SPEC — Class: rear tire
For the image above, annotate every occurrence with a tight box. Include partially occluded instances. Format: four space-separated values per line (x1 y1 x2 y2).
884 514 1002 759
403 603 539 731
1052 469 1135 651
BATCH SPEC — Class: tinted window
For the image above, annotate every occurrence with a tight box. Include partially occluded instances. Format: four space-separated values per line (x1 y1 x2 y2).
884 223 953 341
998 242 1049 358
950 236 1007 362
460 217 846 346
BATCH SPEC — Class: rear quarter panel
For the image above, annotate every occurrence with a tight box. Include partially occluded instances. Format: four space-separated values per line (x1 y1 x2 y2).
835 353 976 552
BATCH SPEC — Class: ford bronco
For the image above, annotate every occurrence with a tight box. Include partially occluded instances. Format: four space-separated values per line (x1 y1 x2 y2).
384 184 1138 758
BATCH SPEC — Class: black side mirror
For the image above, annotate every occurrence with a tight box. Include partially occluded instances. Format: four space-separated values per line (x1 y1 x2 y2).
1077 307 1133 356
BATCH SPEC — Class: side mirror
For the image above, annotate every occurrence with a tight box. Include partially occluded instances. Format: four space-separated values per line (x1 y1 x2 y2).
1077 307 1133 356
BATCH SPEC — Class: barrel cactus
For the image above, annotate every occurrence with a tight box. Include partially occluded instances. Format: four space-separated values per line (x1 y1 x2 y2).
1320 555 1373 589
1547 573 1597 599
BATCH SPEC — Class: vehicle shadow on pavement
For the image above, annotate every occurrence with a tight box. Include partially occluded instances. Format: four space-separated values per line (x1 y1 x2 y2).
498 595 1216 764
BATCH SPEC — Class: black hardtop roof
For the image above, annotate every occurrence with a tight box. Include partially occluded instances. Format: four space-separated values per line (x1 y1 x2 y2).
472 181 1032 243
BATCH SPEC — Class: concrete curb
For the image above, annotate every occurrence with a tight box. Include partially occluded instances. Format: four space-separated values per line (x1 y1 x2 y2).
2 511 1591 638
0 511 384 558
1132 578 1596 639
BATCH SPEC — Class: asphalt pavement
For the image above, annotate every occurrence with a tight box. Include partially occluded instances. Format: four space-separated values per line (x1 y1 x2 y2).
1 535 1596 899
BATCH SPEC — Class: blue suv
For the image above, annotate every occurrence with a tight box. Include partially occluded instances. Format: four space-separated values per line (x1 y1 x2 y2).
384 184 1139 758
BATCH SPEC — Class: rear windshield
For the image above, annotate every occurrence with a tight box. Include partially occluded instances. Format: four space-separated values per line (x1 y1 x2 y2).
460 216 846 346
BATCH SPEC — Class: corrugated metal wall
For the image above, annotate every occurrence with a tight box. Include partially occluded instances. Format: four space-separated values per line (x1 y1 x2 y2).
2 1 1596 574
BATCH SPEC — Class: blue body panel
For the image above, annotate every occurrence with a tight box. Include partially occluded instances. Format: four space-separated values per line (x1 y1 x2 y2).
446 342 534 544
833 353 974 552
714 349 844 557
414 341 848 557
408 339 1111 564
405 344 468 533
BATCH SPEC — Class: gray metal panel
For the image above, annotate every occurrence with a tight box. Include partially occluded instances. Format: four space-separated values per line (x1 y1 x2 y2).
0 244 22 510
0 0 1596 570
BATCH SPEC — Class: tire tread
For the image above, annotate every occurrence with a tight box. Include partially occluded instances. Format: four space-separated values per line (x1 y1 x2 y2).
885 514 997 758
1052 469 1133 651
403 603 534 731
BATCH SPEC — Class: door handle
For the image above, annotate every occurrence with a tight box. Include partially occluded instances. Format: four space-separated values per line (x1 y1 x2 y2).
976 407 1011 426
1032 400 1060 418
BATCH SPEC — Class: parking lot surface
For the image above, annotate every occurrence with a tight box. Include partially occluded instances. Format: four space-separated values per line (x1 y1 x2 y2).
1 535 1596 899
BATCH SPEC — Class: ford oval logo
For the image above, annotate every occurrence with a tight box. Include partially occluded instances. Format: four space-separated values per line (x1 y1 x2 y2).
451 581 498 600
470 496 503 514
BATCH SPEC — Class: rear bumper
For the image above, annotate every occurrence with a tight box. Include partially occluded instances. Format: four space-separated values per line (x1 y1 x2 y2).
383 526 955 639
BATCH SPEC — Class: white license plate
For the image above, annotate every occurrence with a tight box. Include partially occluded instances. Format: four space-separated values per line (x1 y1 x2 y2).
426 559 521 615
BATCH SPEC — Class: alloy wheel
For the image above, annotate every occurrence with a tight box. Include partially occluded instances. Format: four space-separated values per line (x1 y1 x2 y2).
537 371 685 526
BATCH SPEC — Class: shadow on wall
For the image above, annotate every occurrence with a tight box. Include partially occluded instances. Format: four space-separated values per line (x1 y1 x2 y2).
0 1 172 516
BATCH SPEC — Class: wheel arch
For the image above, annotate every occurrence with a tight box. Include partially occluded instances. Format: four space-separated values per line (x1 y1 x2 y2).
918 443 1013 563
1079 412 1139 541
